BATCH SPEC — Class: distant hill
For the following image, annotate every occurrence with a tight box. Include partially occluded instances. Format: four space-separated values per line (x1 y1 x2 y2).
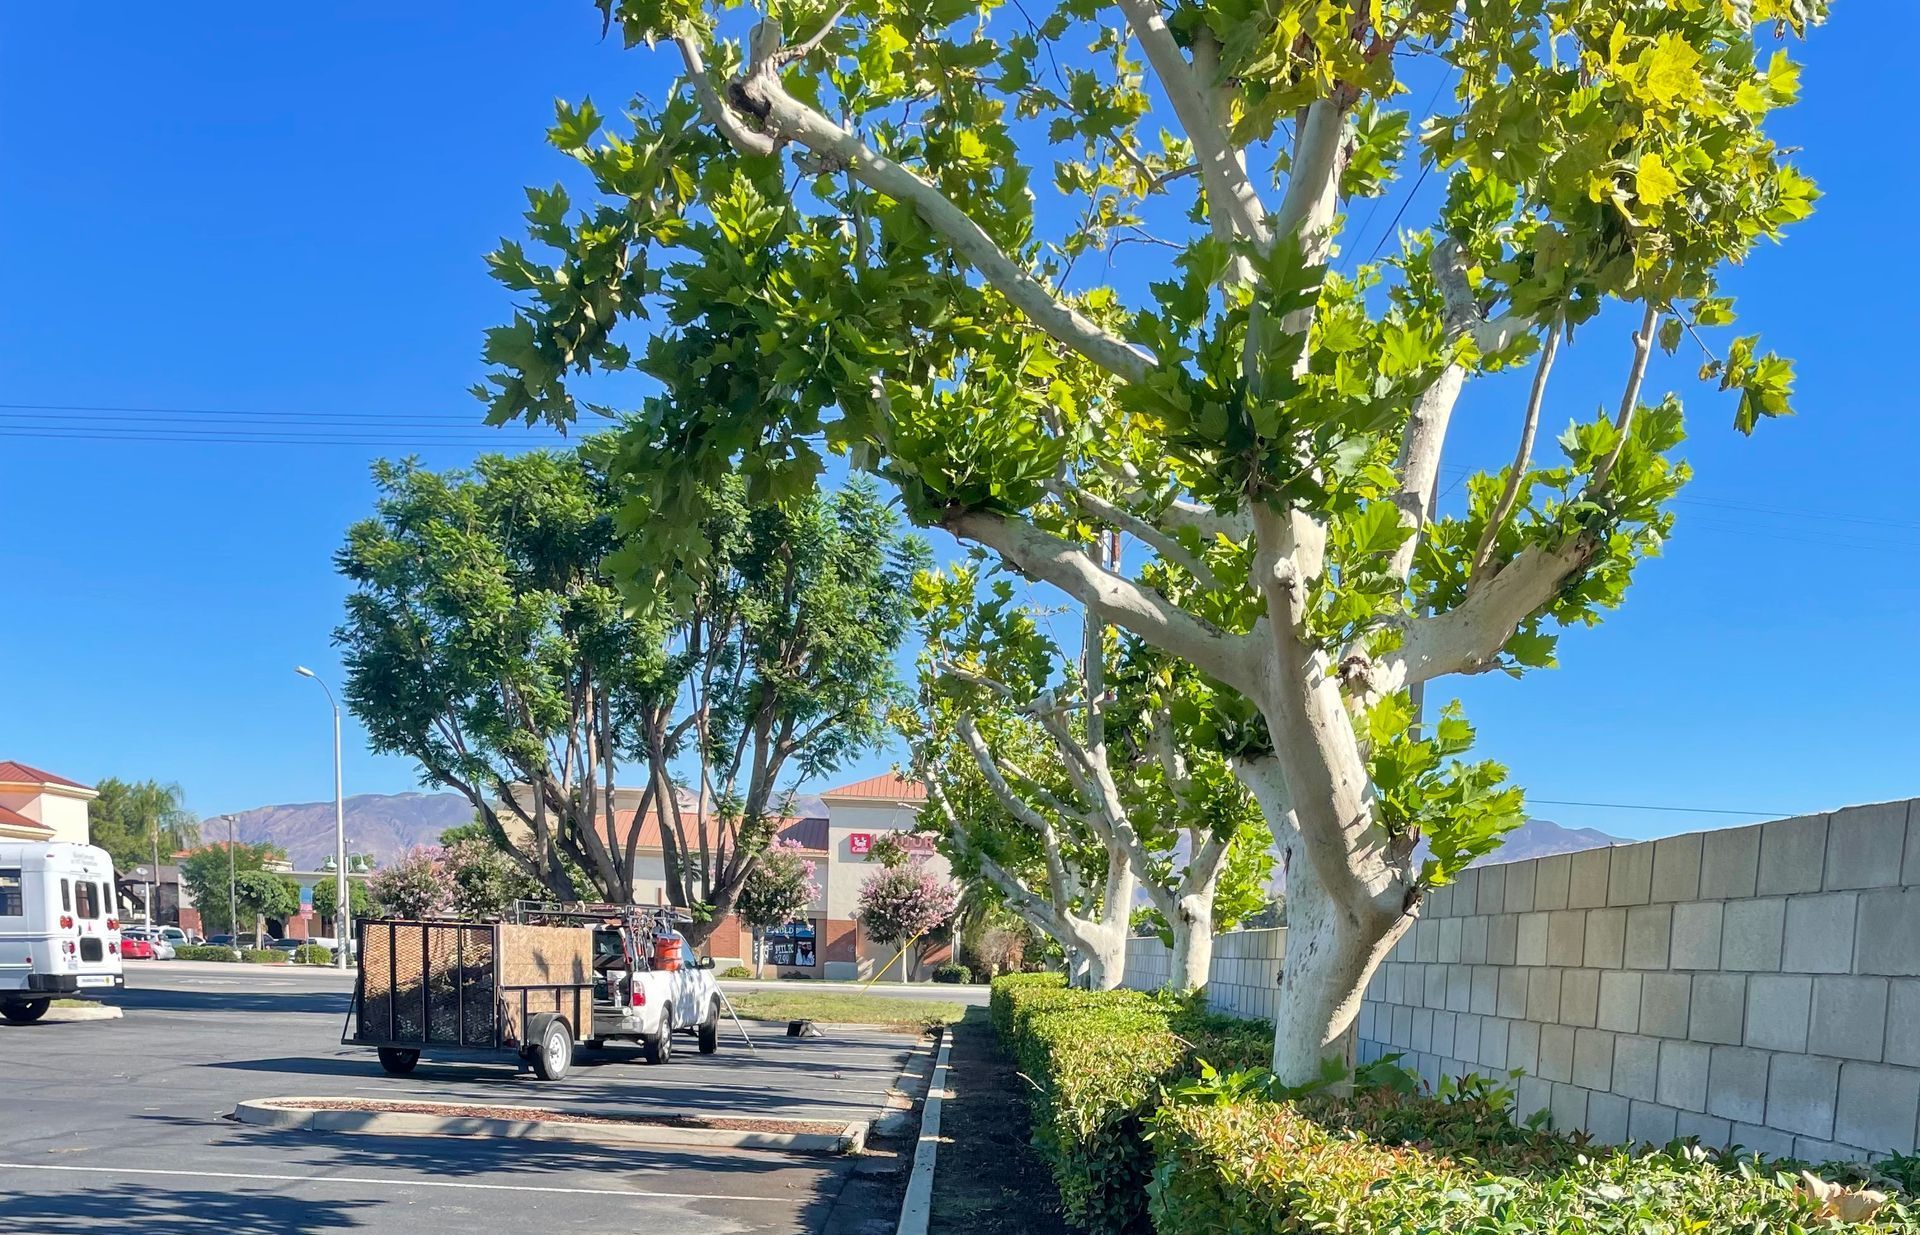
1474 818 1624 865
203 792 474 870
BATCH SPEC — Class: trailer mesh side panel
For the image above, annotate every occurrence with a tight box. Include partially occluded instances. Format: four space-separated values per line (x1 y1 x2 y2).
359 925 393 1042
393 923 427 1040
459 926 496 1046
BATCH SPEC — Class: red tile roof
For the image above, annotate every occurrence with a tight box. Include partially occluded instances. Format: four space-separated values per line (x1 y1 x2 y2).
0 804 54 835
0 761 92 792
820 772 927 802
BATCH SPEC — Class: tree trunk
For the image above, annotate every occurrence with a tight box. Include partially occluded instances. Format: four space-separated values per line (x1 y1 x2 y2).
1080 926 1128 991
1168 891 1215 993
1268 837 1412 1085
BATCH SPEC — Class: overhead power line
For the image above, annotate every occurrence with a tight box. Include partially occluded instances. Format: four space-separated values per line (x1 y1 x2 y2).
1528 797 1792 818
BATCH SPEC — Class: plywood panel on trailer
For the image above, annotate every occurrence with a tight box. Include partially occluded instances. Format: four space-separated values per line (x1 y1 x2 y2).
496 924 592 988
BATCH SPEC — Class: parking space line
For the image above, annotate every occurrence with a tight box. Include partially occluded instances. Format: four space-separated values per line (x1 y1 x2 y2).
0 1161 807 1204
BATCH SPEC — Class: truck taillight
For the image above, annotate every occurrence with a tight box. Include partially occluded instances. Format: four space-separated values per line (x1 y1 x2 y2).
630 988 646 1007
63 941 76 955
59 915 73 929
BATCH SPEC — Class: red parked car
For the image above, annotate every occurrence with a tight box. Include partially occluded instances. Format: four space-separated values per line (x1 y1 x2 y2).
118 933 153 960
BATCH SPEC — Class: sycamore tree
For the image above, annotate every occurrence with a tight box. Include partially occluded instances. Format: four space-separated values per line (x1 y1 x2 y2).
178 842 283 935
911 560 1270 990
486 0 1825 1079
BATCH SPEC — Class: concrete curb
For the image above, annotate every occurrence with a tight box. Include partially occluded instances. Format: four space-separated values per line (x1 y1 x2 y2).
895 1028 953 1235
24 1004 125 1024
233 1097 867 1155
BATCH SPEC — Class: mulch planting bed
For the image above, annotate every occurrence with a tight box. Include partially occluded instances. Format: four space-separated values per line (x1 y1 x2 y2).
929 1007 1073 1235
287 1098 847 1136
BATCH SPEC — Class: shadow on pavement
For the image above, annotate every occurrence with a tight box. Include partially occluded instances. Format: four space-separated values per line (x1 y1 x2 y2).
114 987 352 1016
0 1183 376 1234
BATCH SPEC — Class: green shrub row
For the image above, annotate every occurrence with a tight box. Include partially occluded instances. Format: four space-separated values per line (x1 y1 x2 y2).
1149 1082 1918 1234
930 962 970 983
173 945 237 962
988 973 1268 1234
291 944 333 965
990 975 1916 1235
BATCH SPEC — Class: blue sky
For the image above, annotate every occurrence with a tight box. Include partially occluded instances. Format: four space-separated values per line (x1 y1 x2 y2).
0 4 1910 840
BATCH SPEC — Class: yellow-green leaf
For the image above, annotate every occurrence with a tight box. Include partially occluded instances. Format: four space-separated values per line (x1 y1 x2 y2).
1636 152 1680 206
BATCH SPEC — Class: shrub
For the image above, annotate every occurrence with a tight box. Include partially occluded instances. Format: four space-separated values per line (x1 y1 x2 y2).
291 944 333 966
931 962 969 984
240 948 287 964
1147 1079 1915 1234
986 974 1271 1234
174 945 237 962
720 965 752 979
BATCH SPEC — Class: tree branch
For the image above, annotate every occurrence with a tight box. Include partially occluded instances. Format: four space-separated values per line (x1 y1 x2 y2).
1468 322 1562 585
943 507 1258 691
1589 302 1660 492
673 32 776 157
1051 482 1223 590
956 716 1075 907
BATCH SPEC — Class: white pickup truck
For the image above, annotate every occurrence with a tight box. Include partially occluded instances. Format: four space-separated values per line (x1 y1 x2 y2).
587 920 723 1063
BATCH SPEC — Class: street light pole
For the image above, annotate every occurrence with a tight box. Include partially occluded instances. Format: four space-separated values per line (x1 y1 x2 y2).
225 814 237 949
296 666 350 971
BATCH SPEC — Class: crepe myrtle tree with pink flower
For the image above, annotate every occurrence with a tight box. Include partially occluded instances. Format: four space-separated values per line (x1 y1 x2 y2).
367 847 451 920
856 864 960 981
736 837 822 976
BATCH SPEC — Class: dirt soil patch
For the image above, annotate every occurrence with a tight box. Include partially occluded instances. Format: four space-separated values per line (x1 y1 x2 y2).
287 1098 847 1136
930 1007 1072 1235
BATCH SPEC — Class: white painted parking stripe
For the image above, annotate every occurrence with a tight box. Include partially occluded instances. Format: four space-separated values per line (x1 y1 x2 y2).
0 1161 805 1204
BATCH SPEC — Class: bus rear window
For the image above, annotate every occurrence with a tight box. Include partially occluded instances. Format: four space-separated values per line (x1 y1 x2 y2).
0 869 21 917
75 880 99 920
61 878 71 912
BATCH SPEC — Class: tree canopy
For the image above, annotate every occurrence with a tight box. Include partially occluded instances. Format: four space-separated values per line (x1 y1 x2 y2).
484 0 1827 1077
178 842 283 935
89 778 198 872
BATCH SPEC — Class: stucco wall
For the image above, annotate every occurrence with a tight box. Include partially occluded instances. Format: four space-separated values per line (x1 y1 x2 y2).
1124 798 1920 1162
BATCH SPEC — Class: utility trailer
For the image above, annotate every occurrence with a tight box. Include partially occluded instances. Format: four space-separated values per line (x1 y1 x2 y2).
343 918 596 1080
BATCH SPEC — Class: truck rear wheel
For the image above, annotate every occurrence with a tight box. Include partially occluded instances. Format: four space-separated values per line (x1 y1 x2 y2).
2 999 50 1024
698 999 720 1054
530 1017 574 1080
643 1007 674 1065
377 1047 420 1075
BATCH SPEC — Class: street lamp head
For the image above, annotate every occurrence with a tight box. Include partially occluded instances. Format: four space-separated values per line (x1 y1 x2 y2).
295 666 316 679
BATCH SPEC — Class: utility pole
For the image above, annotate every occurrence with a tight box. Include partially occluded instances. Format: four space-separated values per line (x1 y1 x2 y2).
296 666 351 970
225 814 237 949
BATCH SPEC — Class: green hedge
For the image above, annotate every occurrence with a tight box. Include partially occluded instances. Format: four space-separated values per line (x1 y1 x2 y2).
240 948 287 964
988 973 1269 1235
174 945 237 962
1149 1081 1917 1234
291 944 333 965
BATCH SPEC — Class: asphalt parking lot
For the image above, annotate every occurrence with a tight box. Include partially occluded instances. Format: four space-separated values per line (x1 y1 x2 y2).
0 962 924 1233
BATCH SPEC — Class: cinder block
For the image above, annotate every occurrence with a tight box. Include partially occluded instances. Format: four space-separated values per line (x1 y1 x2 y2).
1907 807 1920 886
1476 865 1507 916
1538 1024 1575 1083
1424 964 1449 1008
1547 910 1586 966
1625 904 1673 970
1574 1028 1615 1090
1517 913 1549 967
1460 916 1489 965
1731 1121 1796 1159
1569 848 1612 909
1505 861 1537 914
1437 916 1463 964
1505 1020 1539 1075
1745 974 1813 1053
1608 843 1654 907
1449 965 1475 1012
1796 1136 1872 1164
1412 1006 1435 1053
1455 1014 1481 1063
1584 908 1626 969
1670 901 1724 971
1561 968 1600 1027
1528 968 1563 1024
1809 976 1888 1062
1854 888 1920 977
1534 852 1572 911
1700 825 1762 901
1445 871 1474 916
1427 882 1452 919
1470 965 1498 1015
1657 1040 1710 1112
1639 972 1692 1039
1497 967 1528 1019
1585 1091 1630 1144
1824 800 1909 890
1628 1100 1679 1147
1721 898 1785 971
1782 893 1857 974
1690 973 1747 1045
1766 1054 1840 1140
1835 1062 1920 1154
1487 914 1518 966
1651 833 1705 903
1477 1016 1509 1069
1433 1010 1457 1058
1758 814 1829 896
1614 1034 1660 1100
1597 970 1642 1032
1550 1082 1589 1134
1887 981 1920 1067
1706 1046 1770 1123
1515 1076 1552 1127
1676 1110 1732 1149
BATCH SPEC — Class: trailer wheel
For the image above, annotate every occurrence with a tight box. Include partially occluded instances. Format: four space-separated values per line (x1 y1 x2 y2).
377 1047 420 1075
2 999 50 1025
642 1007 674 1065
698 999 720 1054
530 1016 574 1081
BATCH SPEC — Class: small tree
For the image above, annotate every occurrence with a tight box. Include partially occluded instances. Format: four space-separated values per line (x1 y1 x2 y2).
177 842 283 935
735 837 821 976
444 836 544 919
233 869 300 946
368 848 450 919
311 878 372 933
857 865 959 981
89 778 199 876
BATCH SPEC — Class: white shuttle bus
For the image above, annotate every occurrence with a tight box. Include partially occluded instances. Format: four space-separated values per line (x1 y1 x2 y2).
0 841 124 1023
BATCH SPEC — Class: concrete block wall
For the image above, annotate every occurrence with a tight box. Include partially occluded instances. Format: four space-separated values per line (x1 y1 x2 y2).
1123 926 1285 1022
1357 798 1920 1161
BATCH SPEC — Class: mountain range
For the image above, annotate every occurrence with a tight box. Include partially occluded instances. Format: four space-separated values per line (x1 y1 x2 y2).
204 788 1619 875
